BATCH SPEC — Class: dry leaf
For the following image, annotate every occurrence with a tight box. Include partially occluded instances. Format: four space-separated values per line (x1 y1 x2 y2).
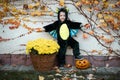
59 0 64 6
92 67 97 72
81 0 86 4
82 33 88 39
85 1 90 5
9 25 19 30
100 22 107 27
94 1 99 5
84 23 91 28
97 13 103 19
28 5 34 9
105 63 109 68
56 69 61 73
11 7 17 12
12 64 17 67
41 5 48 11
75 1 82 7
0 11 6 18
64 64 72 68
38 76 44 80
35 2 40 7
109 56 114 60
94 7 100 11
102 2 109 9
53 66 59 70
3 6 9 12
105 29 110 33
49 11 54 16
30 11 41 16
89 30 94 35
116 1 120 6
113 23 119 30
87 8 92 12
91 50 97 53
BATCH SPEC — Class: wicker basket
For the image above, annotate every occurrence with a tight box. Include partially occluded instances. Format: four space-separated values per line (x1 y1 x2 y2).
30 53 57 72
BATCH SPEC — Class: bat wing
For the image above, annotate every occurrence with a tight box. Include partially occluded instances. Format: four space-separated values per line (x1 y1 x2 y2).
49 29 79 39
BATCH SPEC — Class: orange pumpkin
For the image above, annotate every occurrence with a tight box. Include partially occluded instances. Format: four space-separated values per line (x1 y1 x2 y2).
75 59 90 69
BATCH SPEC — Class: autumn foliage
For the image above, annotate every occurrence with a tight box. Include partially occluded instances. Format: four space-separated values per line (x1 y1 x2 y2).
0 0 119 56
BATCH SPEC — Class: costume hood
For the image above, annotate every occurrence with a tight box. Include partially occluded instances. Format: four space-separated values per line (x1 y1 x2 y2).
57 8 68 22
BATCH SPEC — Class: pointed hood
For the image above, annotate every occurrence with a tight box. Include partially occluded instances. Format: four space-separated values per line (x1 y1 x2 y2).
57 8 68 22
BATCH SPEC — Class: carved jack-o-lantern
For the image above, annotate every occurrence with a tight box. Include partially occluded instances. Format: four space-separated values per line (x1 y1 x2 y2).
75 59 90 69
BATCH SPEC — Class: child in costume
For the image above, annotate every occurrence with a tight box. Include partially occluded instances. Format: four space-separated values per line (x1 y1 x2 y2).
43 8 83 67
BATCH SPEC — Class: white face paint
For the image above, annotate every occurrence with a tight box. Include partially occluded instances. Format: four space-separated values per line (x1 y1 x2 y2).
59 12 66 22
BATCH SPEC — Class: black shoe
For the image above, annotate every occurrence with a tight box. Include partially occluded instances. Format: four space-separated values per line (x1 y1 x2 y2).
59 64 65 70
59 64 64 67
75 56 83 59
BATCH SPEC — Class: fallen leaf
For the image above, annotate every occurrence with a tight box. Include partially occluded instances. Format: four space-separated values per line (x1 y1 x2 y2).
38 75 44 80
56 69 61 73
105 63 109 68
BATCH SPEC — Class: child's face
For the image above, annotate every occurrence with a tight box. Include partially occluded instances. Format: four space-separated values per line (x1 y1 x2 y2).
59 12 66 22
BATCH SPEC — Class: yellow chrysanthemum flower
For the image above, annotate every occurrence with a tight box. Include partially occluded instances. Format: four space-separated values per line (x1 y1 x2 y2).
26 38 60 55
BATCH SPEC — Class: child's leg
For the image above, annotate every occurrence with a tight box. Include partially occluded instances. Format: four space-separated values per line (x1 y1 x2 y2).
68 38 83 59
57 42 67 67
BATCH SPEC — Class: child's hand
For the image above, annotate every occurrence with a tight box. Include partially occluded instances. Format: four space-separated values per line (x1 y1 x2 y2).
40 27 45 32
34 27 45 32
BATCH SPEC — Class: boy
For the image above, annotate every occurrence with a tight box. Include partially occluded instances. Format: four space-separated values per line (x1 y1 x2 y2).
43 8 83 67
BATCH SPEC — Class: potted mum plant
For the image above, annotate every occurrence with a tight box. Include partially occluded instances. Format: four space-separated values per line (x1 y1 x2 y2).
26 38 60 71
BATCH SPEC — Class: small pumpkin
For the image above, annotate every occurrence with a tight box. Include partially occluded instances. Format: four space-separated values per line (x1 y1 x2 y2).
75 59 90 69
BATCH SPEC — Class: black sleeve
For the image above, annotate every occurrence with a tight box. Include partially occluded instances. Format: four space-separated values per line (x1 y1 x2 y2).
43 21 58 32
69 21 83 30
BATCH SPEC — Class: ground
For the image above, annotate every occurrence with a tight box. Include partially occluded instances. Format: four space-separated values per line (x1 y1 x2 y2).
0 65 120 80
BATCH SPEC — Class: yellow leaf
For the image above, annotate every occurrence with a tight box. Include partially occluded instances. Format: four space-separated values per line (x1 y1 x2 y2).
11 7 17 12
85 1 90 5
3 6 9 12
99 19 105 23
75 1 82 7
102 0 107 2
28 5 34 9
103 2 109 8
94 1 99 5
59 0 64 6
100 22 107 27
35 2 40 7
97 13 103 19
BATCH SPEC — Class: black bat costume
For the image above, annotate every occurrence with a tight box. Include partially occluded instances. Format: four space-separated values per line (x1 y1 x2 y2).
44 8 83 67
